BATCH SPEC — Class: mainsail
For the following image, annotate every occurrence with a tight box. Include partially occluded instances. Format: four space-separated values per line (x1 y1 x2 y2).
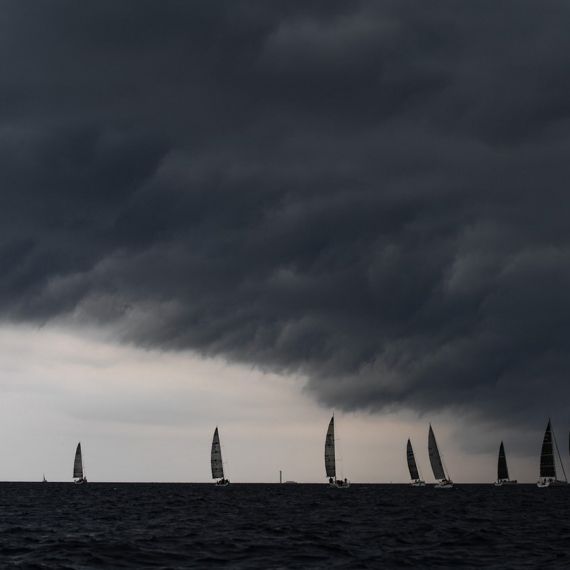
73 443 83 479
324 416 336 478
211 427 224 479
428 425 446 481
497 441 509 480
540 420 556 478
406 439 419 481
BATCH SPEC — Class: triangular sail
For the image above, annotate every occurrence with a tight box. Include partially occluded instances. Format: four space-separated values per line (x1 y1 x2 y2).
73 443 83 479
540 420 556 478
428 425 446 480
324 416 336 478
407 439 419 481
211 427 224 479
497 441 509 480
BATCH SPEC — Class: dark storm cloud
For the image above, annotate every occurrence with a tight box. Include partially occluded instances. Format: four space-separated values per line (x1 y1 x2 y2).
1 0 570 425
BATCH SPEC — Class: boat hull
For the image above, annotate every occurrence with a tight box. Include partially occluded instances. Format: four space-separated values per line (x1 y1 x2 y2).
537 478 567 488
434 480 453 489
494 479 517 486
215 479 230 486
74 478 88 485
329 480 351 488
410 480 426 487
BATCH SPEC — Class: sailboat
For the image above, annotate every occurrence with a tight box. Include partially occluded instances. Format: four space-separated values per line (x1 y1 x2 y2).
406 439 425 486
211 427 230 486
42 473 48 484
73 442 87 484
325 416 350 488
537 419 567 488
279 470 298 484
494 441 517 486
428 425 453 488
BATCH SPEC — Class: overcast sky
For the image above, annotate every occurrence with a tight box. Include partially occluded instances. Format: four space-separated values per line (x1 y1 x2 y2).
1 1 569 482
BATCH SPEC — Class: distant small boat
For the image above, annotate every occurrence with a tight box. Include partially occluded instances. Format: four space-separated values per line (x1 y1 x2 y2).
73 442 88 484
42 474 48 484
494 441 517 486
324 415 350 488
537 419 567 488
211 427 230 486
428 425 453 488
279 470 297 484
406 439 425 486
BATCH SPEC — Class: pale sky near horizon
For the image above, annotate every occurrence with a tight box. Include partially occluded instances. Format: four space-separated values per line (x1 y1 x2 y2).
0 323 557 484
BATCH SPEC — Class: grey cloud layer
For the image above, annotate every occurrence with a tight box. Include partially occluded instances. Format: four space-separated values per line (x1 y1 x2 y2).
1 1 570 424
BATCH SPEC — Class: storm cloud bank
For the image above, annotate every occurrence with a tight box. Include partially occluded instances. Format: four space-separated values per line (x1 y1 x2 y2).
1 1 570 423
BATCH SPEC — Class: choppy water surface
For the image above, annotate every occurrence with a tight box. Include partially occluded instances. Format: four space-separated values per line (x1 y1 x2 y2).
0 483 569 569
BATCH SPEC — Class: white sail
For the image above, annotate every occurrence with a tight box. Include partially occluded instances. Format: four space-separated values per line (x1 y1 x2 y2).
73 442 83 479
428 425 447 481
211 427 224 479
324 416 336 478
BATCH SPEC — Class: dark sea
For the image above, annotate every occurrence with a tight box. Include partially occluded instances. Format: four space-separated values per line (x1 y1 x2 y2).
0 483 569 569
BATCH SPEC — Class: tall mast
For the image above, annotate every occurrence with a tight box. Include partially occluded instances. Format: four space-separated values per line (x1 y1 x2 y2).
552 422 568 482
